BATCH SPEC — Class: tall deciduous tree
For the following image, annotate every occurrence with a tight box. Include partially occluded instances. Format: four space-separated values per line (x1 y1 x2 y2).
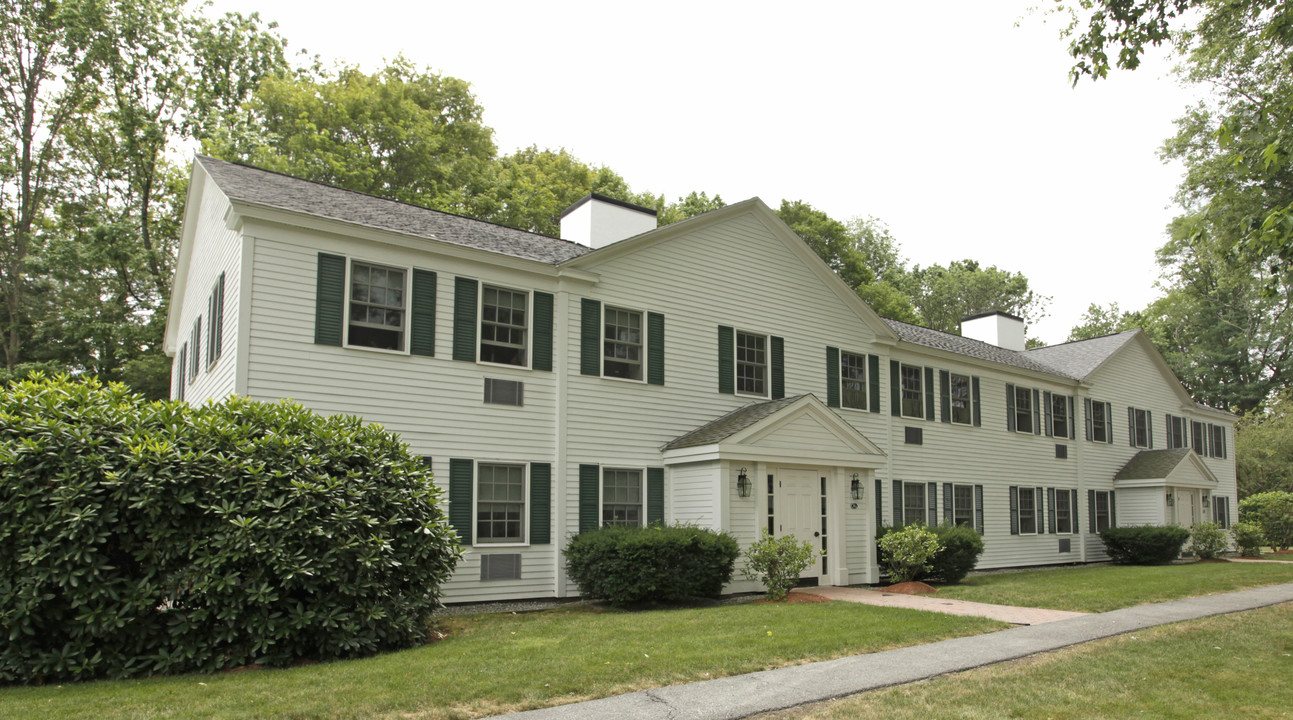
1236 389 1293 496
776 200 873 290
904 259 1050 336
1067 302 1143 341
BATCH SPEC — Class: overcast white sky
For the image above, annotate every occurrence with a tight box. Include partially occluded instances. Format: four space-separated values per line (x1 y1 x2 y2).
206 0 1200 345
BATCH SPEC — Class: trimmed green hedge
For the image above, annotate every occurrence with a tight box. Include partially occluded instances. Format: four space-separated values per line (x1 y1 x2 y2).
564 524 739 606
876 523 985 584
0 376 460 683
1098 525 1190 565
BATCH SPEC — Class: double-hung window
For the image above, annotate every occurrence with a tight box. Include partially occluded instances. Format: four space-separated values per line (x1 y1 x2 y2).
949 373 972 425
1094 490 1112 532
1129 407 1150 448
1166 415 1186 449
841 351 868 410
900 364 924 418
348 261 407 351
1209 424 1226 458
476 463 526 544
480 286 528 366
206 273 225 369
1017 487 1038 534
1091 400 1110 442
1050 393 1069 438
1013 386 1033 433
736 331 767 396
1191 420 1206 454
176 344 187 401
602 468 643 527
903 482 926 526
953 484 974 528
603 307 643 380
189 318 201 384
1055 490 1073 534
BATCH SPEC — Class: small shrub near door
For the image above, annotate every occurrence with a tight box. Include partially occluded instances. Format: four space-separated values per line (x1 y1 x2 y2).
0 376 460 683
1098 525 1190 564
878 525 943 583
742 530 818 601
1188 521 1229 559
1231 522 1266 556
564 524 740 606
927 524 986 583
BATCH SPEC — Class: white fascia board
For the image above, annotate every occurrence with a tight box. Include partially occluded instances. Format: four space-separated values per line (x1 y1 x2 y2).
164 159 211 355
662 444 887 468
230 202 586 283
890 342 1083 387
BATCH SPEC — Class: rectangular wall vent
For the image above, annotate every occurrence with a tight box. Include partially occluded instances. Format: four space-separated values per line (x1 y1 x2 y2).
1058 538 1072 553
480 553 522 581
1055 444 1068 459
484 378 524 406
904 427 923 445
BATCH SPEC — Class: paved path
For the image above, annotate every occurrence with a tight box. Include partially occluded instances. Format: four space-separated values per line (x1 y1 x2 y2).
491 582 1293 720
792 586 1088 625
1228 557 1293 564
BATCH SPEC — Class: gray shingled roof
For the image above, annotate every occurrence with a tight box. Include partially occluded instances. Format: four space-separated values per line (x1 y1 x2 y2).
1026 331 1139 380
884 319 1078 379
198 156 593 264
663 395 808 450
1114 449 1194 480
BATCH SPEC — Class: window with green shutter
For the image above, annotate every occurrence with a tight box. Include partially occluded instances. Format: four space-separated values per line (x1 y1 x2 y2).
314 253 346 346
453 277 478 362
409 269 437 357
529 463 551 544
579 464 600 533
718 326 735 394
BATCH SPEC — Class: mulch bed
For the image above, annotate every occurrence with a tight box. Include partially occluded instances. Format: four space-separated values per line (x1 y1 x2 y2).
883 581 938 595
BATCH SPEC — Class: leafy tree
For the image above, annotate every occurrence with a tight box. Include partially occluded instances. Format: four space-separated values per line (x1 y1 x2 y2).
776 200 873 290
1067 302 1143 341
903 259 1050 336
1236 390 1293 496
848 216 919 323
658 190 726 226
214 56 497 215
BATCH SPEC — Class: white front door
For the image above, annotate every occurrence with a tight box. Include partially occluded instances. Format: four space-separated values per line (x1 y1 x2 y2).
774 468 825 580
1172 488 1198 529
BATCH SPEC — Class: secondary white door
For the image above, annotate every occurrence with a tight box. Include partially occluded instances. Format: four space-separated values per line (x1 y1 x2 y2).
774 468 825 580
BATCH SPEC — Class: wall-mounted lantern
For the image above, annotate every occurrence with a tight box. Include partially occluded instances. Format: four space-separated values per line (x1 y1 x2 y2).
1166 491 1175 507
850 473 861 500
1202 493 1211 508
737 467 751 498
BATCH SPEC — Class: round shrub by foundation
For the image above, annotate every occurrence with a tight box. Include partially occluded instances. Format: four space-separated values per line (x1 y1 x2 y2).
1188 521 1229 559
1231 521 1266 556
927 523 986 583
564 523 739 606
1098 525 1190 564
878 524 943 583
0 376 460 683
742 530 818 601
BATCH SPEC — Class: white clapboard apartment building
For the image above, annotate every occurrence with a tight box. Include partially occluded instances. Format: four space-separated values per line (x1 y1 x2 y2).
166 156 1238 602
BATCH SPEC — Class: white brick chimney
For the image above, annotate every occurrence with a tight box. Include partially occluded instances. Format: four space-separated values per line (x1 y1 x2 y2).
960 311 1027 351
559 193 657 249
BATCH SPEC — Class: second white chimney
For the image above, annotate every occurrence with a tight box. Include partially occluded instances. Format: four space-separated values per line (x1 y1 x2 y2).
560 193 657 249
960 311 1027 351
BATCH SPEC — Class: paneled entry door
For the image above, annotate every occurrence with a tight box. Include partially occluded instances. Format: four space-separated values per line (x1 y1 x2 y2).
773 467 825 580
1172 488 1199 529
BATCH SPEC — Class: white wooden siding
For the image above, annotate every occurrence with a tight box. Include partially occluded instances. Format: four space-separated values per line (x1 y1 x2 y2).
1117 487 1166 526
173 178 241 403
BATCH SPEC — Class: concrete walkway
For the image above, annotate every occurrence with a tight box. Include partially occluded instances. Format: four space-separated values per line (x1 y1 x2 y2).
793 586 1089 625
491 582 1293 720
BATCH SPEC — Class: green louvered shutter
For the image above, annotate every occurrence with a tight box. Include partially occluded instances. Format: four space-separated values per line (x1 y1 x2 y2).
1128 406 1137 446
579 464 600 533
647 468 664 524
1032 389 1041 435
314 253 346 346
1068 396 1076 440
868 354 881 413
1009 486 1019 535
449 458 473 544
1088 490 1097 533
972 376 981 426
647 312 665 385
892 480 903 528
409 269 437 357
826 347 840 408
924 367 935 420
1048 487 1057 534
890 360 901 416
532 291 553 371
1110 491 1117 527
581 298 601 376
770 336 785 399
975 485 984 534
927 481 938 526
1006 384 1016 432
1070 489 1079 532
1037 486 1046 534
1147 411 1154 448
530 463 551 544
875 479 883 528
453 277 478 362
943 482 953 523
1085 398 1094 440
939 370 950 423
718 326 735 394
1043 391 1054 437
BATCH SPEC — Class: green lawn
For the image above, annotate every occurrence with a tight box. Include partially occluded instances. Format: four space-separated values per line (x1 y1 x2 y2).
936 561 1293 612
755 602 1293 720
0 602 1003 720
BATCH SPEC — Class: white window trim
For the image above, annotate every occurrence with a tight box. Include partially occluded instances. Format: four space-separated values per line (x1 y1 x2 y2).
1013 386 1034 434
951 483 975 529
1094 490 1113 533
1054 488 1076 535
1050 394 1069 438
949 372 973 426
1131 407 1149 448
902 481 926 526
899 363 925 420
839 349 868 411
471 460 529 548
601 304 648 384
1091 400 1110 443
1017 487 1039 535
600 466 647 528
477 284 532 370
734 329 770 399
341 257 413 356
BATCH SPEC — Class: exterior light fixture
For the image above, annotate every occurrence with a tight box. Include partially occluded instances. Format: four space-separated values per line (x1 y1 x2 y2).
1166 491 1175 507
851 473 861 500
737 467 751 498
1202 493 1210 508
